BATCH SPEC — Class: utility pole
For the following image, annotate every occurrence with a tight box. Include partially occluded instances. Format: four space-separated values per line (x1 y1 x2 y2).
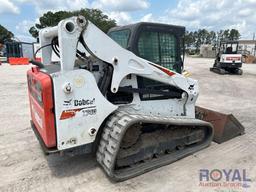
253 32 256 56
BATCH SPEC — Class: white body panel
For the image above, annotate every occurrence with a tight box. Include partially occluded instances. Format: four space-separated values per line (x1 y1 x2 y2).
221 54 242 63
52 69 117 150
122 99 187 117
38 16 200 150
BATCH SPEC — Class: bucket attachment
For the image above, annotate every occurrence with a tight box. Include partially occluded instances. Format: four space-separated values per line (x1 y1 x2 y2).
195 106 245 144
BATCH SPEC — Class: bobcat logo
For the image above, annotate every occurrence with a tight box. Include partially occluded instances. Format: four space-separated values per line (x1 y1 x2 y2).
63 99 72 106
74 98 95 106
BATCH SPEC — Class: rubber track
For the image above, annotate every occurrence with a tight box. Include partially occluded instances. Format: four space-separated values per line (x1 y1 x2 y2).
210 67 226 75
96 110 213 181
210 67 243 75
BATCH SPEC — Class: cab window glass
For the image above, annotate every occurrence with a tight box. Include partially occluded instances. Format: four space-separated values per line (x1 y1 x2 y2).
109 29 130 48
138 31 177 70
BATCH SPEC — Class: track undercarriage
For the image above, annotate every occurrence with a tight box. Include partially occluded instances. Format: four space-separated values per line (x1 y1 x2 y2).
96 111 213 181
210 67 243 75
210 61 243 75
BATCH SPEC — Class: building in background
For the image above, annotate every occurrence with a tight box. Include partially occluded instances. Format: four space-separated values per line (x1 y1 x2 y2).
5 42 34 58
200 44 216 58
4 42 59 65
238 40 256 56
5 42 34 64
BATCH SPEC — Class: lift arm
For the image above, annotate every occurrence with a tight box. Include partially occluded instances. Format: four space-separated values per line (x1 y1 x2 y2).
39 16 198 108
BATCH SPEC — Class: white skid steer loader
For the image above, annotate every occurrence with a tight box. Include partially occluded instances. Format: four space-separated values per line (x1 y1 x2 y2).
27 16 244 181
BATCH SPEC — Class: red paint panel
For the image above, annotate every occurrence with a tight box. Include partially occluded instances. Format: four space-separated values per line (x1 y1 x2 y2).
158 67 175 76
226 57 241 61
27 68 56 148
60 108 84 120
35 57 42 62
9 57 29 65
152 64 176 76
60 110 76 120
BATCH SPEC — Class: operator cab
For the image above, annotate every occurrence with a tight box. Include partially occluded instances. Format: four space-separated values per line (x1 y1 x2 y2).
220 41 239 54
107 22 185 102
108 22 185 74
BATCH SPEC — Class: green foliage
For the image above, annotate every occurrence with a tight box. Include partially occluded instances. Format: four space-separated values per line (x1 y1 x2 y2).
184 31 194 48
29 26 39 39
0 24 14 43
216 29 240 41
29 9 117 38
185 29 217 52
184 28 241 53
228 29 241 40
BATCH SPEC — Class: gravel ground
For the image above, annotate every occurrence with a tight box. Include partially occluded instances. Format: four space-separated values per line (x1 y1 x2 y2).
0 58 255 192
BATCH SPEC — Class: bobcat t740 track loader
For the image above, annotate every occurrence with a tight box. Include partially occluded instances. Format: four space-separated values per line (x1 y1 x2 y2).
27 16 244 181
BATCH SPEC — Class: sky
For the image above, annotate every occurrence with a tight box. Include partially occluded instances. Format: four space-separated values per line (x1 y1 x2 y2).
0 0 255 42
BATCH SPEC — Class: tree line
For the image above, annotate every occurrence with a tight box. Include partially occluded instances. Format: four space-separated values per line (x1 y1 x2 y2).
184 29 241 52
0 25 14 44
0 9 116 50
29 9 117 39
0 8 241 54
